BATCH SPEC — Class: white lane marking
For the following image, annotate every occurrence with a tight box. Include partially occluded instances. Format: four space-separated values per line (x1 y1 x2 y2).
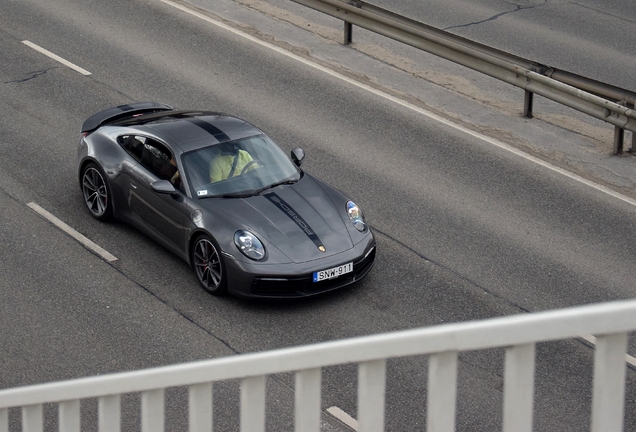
27 202 118 262
160 0 636 209
22 40 91 76
327 406 358 431
582 334 636 368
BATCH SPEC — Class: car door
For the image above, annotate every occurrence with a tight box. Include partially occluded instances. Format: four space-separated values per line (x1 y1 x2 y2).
119 135 188 256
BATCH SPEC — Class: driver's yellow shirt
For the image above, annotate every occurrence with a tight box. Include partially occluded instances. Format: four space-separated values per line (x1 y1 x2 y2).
209 150 254 183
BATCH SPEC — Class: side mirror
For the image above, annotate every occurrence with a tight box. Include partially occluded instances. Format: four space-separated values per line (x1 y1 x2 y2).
291 147 305 167
151 180 177 195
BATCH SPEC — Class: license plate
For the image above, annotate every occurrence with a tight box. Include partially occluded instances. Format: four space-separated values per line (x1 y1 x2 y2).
313 262 353 282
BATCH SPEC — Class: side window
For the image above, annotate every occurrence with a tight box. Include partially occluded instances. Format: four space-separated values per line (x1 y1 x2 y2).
142 139 184 193
119 135 183 192
139 139 170 177
118 135 145 163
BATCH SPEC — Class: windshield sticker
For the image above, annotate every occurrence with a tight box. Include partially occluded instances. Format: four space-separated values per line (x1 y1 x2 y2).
197 190 208 196
263 193 325 251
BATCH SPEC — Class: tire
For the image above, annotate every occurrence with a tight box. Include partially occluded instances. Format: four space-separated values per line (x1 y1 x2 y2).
81 162 113 221
192 235 227 295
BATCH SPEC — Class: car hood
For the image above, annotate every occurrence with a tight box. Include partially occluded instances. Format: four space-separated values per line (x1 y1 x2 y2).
207 175 354 263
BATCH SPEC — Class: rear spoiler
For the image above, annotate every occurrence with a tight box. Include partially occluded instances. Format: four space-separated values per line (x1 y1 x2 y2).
80 102 174 133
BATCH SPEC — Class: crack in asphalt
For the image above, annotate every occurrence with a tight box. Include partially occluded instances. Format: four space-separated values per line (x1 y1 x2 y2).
572 1 636 25
443 1 545 31
4 67 58 84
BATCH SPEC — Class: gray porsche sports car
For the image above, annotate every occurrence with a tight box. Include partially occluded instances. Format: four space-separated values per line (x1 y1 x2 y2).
78 102 375 298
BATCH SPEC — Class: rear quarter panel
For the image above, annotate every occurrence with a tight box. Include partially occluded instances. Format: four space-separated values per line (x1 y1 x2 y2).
78 127 137 219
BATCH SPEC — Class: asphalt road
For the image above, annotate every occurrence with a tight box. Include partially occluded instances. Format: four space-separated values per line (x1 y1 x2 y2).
1 0 635 430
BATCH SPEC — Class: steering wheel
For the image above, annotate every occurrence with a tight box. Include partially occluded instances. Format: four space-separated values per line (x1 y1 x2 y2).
240 160 262 175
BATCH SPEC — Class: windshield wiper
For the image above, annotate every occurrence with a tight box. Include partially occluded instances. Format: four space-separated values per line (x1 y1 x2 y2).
251 178 299 196
220 191 259 198
201 178 299 199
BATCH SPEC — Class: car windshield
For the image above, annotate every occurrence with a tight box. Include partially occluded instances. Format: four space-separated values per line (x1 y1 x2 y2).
182 135 301 198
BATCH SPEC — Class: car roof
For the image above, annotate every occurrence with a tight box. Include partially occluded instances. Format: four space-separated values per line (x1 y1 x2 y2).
113 110 264 153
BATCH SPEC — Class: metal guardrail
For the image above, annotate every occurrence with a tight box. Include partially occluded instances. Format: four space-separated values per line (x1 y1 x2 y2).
1 298 635 431
290 0 636 154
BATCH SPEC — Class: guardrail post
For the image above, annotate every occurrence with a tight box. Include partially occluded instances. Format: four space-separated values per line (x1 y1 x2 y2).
344 22 352 45
523 90 534 118
613 126 625 155
613 101 627 155
628 102 635 153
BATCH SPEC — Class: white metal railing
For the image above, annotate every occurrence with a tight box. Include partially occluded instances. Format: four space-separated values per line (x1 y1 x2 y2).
1 299 635 431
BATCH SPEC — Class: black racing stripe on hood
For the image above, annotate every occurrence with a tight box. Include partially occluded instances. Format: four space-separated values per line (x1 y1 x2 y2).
263 192 324 251
184 118 231 142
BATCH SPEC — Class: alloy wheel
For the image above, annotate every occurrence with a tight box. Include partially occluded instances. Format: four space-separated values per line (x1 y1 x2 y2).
82 166 109 218
193 237 224 293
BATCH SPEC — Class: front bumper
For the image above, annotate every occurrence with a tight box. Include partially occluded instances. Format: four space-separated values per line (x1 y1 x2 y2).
224 234 376 298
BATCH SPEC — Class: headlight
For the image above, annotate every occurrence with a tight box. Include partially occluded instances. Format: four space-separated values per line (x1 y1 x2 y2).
234 230 266 260
346 201 366 232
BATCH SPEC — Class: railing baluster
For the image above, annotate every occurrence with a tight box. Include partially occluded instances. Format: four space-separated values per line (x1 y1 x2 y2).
358 359 386 432
189 383 213 432
427 351 458 432
22 404 43 432
98 394 120 432
0 408 6 432
503 343 536 432
241 376 266 432
59 399 81 432
591 333 627 432
142 389 165 432
295 368 321 432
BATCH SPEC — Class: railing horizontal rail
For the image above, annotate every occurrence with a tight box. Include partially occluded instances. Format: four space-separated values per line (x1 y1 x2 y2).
1 298 635 409
289 0 636 141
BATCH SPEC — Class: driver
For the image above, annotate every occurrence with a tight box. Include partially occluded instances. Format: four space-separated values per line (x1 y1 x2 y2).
209 142 256 183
